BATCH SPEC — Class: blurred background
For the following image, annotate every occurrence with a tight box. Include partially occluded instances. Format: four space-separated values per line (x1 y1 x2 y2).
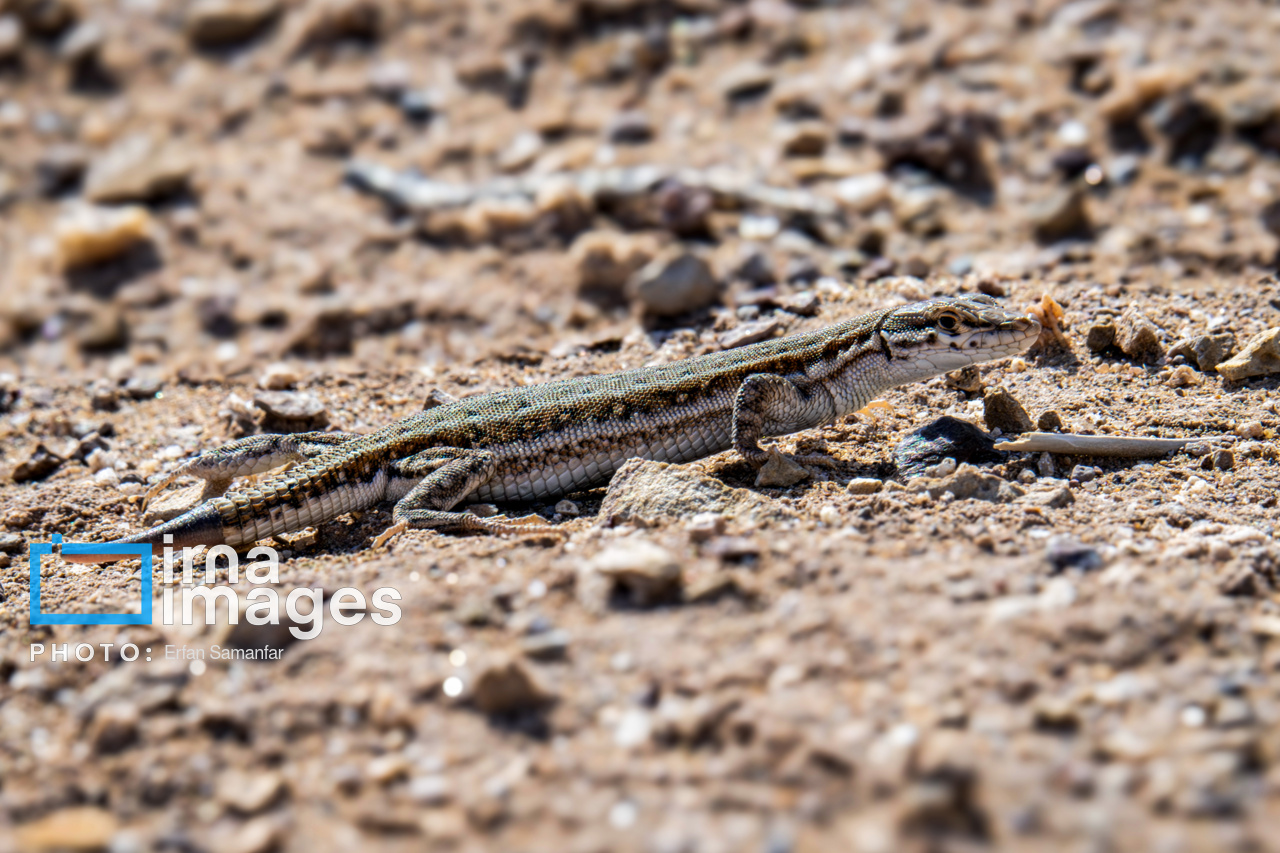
2 0 1279 380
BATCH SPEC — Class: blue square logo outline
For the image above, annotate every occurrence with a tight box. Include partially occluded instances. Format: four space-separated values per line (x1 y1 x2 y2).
30 535 153 626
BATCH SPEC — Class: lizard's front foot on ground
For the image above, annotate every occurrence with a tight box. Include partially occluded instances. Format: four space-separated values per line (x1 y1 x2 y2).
372 520 409 549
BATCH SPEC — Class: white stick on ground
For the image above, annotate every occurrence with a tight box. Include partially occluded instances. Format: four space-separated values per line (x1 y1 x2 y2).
993 433 1233 457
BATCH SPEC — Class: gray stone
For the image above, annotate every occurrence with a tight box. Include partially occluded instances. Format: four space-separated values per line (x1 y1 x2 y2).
521 629 570 662
1170 333 1235 372
253 391 329 431
600 458 794 526
628 250 720 317
1045 536 1102 572
718 319 779 350
1216 328 1280 380
907 463 1013 503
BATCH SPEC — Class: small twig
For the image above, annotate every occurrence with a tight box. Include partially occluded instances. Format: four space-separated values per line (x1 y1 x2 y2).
994 433 1235 457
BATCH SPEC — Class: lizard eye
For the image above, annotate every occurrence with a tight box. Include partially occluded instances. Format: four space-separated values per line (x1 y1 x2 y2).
937 314 959 332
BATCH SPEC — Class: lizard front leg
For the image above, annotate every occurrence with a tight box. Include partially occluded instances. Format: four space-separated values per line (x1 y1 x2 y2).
143 431 358 511
731 372 838 469
372 448 561 548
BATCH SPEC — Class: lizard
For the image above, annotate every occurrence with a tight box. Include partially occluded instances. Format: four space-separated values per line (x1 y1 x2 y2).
64 294 1040 563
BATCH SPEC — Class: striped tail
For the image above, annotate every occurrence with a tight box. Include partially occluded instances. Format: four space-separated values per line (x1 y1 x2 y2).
61 503 227 564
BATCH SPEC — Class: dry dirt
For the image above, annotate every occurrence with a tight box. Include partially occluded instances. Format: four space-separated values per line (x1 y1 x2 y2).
1 1 1279 851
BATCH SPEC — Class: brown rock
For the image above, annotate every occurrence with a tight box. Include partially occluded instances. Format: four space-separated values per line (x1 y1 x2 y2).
1215 328 1280 380
1085 321 1116 353
215 770 286 815
12 444 64 483
83 135 192 204
186 0 281 46
571 230 656 306
89 702 139 754
754 447 810 488
470 655 555 714
17 808 117 852
1030 187 1091 243
983 387 1035 434
1114 308 1165 363
1036 410 1064 432
777 121 829 157
1169 333 1235 372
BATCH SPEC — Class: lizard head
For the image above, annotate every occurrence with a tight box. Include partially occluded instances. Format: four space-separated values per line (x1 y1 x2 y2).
880 294 1041 376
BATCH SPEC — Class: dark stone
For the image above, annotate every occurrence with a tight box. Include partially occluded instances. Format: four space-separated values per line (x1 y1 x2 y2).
1031 187 1091 244
895 416 1004 480
1152 95 1221 166
398 89 436 123
783 256 820 284
873 110 998 200
1169 334 1235 372
1085 321 1116 352
654 180 711 239
734 248 776 287
1052 147 1093 180
35 144 88 197
606 110 655 145
1045 536 1103 573
12 444 64 483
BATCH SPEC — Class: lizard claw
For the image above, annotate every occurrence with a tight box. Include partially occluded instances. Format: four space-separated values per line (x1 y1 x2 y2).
372 520 409 550
140 473 179 514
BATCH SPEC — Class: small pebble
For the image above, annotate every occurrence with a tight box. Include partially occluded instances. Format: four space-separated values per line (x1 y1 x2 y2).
1070 465 1097 483
554 499 579 517
923 457 957 478
258 362 300 390
818 505 841 526
1234 421 1264 439
687 512 726 541
847 477 882 495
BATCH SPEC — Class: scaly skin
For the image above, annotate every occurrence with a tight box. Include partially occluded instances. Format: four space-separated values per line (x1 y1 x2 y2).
65 294 1039 562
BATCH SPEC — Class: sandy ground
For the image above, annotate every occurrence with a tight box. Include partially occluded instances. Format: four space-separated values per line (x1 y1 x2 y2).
0 1 1279 851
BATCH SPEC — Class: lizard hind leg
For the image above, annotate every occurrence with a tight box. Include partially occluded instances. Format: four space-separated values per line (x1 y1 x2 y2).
142 431 358 512
373 448 562 548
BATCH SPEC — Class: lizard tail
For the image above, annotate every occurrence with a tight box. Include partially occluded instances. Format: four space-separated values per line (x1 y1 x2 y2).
61 503 227 564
